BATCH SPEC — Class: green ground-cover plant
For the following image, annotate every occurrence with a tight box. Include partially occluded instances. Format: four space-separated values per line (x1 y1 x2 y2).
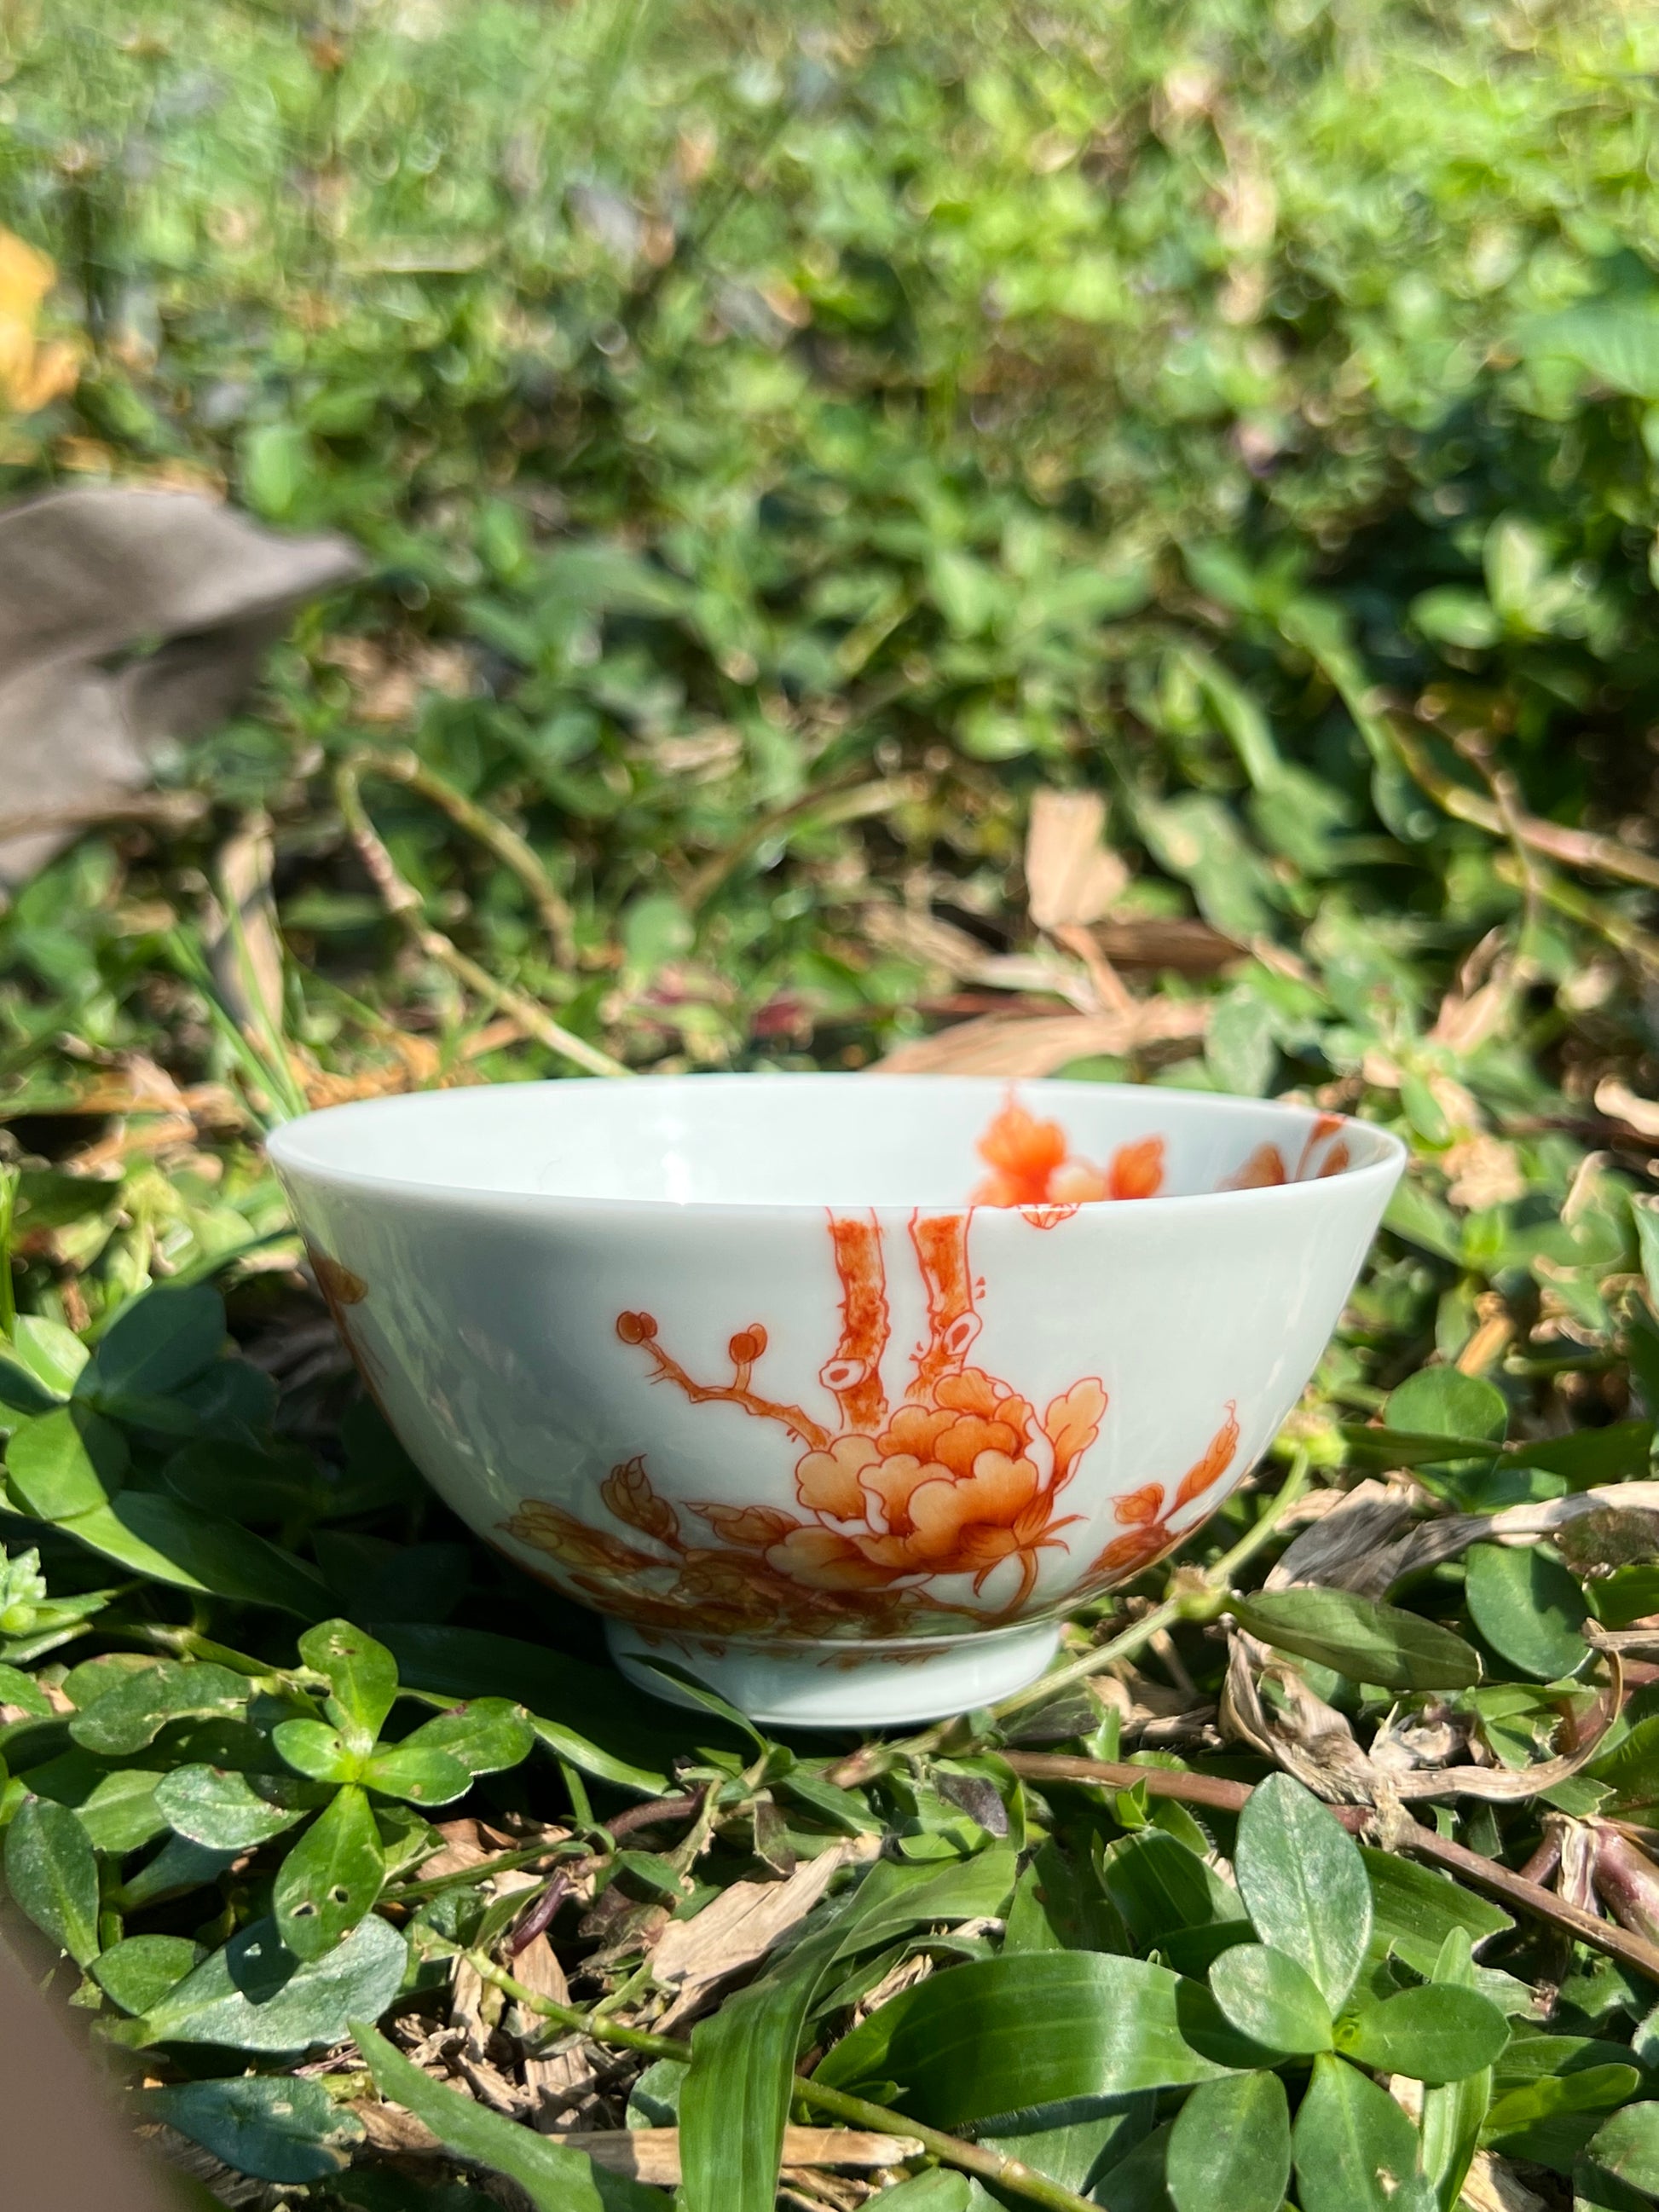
7 1 1659 2206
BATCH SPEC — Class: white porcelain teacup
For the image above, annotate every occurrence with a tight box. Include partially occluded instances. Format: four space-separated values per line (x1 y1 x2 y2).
268 1075 1404 1727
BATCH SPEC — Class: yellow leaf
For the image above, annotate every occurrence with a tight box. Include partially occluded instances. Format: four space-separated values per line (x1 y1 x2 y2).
0 229 79 414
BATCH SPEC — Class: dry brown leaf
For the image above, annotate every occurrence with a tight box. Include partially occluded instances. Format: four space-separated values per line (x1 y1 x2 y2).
1093 915 1240 973
1222 1637 1384 1805
1025 789 1129 932
1460 2152 1551 2212
859 903 991 979
510 1932 570 2013
0 488 359 887
1265 1479 1422 1598
1442 1134 1528 1211
876 1001 1207 1076
415 1819 499 1883
448 1953 494 2063
1597 1077 1659 1140
1364 1481 1659 1597
539 2127 922 2184
654 1839 873 2030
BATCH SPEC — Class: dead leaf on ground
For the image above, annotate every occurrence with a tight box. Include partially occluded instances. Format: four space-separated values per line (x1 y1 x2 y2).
537 2126 922 2184
653 1839 874 2030
1024 789 1130 933
1092 915 1240 972
876 1001 1207 1076
1596 1077 1659 1140
0 488 359 887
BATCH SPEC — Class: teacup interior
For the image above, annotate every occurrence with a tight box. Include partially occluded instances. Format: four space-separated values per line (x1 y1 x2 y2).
271 1074 1397 1210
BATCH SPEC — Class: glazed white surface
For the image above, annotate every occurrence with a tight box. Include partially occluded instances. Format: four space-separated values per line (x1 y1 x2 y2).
269 1075 1404 1724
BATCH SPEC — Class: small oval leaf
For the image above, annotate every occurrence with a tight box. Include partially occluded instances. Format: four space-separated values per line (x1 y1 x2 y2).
1336 1984 1511 2085
1208 1941 1333 2055
1169 2071 1292 2212
1235 1776 1373 2013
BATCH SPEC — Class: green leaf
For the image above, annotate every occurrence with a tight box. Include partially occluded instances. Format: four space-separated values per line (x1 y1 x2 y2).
153 1762 321 1850
0 1343 68 1417
1384 1182 1466 1264
814 1952 1232 2123
1484 2067 1642 2142
1586 1716 1659 1813
134 1912 408 2053
1465 1543 1590 1682
5 1406 128 1518
399 1697 535 1776
1385 1367 1507 1445
1230 1588 1482 1691
1521 303 1659 399
354 2017 663 2209
1207 1941 1333 2054
3 1314 88 1402
273 1718 361 1782
43 1491 329 1616
90 1934 202 2016
1361 1850 1513 1975
1634 1196 1659 1318
299 1620 400 1753
142 2074 365 2186
68 1660 250 1754
1293 2053 1433 2212
361 1743 474 1805
3 1794 100 1964
1419 1930 1494 2212
1102 1828 1248 1949
1336 1983 1511 2084
32 1759 167 1852
379 1622 678 1794
274 1783 385 1960
1234 1774 1372 2012
1587 2105 1659 2197
1167 2071 1291 2212
89 1285 225 1398
0 1661 53 1717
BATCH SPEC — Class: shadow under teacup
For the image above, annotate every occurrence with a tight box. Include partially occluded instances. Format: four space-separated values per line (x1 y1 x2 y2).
268 1074 1404 1727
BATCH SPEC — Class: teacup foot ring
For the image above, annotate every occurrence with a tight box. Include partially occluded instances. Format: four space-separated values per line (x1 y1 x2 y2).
604 1619 1062 1730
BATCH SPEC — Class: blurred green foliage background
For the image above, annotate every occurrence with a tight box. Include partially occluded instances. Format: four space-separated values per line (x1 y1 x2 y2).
3 0 1659 1372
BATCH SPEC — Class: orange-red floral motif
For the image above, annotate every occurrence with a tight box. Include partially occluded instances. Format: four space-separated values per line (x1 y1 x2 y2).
306 1245 391 1418
971 1096 1165 1222
1082 1402 1240 1585
1223 1114 1350 1193
504 1209 1118 1638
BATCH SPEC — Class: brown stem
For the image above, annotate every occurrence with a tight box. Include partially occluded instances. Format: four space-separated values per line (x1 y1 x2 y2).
1518 1831 1564 1889
679 772 927 910
605 1793 706 1841
506 1869 569 1958
334 757 627 1079
1002 1753 1659 1986
1384 715 1659 895
344 743 580 968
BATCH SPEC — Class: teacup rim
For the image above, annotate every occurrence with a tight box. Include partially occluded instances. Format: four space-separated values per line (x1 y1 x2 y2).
267 1071 1408 1218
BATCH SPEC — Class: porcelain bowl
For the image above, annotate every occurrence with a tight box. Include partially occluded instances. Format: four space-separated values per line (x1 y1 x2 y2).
267 1074 1404 1727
